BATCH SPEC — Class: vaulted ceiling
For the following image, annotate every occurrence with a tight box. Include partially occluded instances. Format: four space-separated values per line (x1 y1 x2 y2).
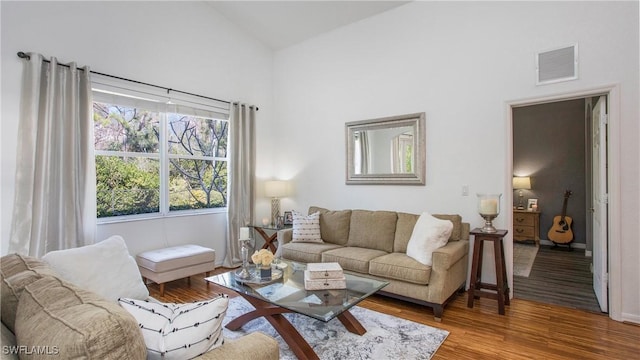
205 1 410 50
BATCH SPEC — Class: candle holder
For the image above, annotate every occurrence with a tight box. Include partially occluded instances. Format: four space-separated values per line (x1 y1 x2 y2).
477 193 502 233
236 238 252 279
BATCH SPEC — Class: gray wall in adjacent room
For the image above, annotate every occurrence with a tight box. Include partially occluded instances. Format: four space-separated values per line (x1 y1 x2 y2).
513 99 587 245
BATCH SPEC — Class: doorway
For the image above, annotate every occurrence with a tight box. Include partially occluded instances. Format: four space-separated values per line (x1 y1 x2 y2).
509 92 611 314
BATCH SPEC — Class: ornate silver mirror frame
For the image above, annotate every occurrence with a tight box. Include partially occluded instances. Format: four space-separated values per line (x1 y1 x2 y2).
345 112 426 185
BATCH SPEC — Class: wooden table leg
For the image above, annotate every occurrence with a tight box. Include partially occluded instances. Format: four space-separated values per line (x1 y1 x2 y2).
254 227 278 254
467 238 483 308
337 311 366 335
229 293 369 360
494 238 506 315
499 238 510 306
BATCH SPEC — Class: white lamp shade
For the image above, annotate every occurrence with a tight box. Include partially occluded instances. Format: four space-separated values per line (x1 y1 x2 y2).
265 180 288 198
512 176 531 190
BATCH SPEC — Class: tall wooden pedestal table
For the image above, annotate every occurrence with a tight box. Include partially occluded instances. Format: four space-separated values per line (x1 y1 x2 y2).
467 228 510 315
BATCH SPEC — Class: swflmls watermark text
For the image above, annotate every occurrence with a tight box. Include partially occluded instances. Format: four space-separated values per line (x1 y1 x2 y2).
3 346 59 356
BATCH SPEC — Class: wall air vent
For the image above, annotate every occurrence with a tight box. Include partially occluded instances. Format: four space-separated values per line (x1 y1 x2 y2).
536 44 578 85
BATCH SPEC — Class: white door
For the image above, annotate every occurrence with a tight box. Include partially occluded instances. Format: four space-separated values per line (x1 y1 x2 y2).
591 95 608 312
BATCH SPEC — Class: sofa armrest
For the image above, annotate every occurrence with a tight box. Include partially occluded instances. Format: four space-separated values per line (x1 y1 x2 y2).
460 222 470 241
427 240 470 305
195 332 279 360
275 228 293 258
432 240 469 270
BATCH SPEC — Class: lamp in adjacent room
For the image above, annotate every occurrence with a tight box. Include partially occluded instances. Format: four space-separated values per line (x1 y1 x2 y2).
264 180 288 227
512 176 531 210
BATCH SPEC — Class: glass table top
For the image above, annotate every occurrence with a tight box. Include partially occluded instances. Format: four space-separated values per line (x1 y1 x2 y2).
205 260 388 322
249 224 292 231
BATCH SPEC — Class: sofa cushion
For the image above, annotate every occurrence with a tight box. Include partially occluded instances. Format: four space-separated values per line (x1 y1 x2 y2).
280 242 343 264
0 254 58 333
322 247 388 274
347 210 397 253
42 235 149 302
1 323 16 359
119 296 228 360
406 213 453 266
291 211 323 243
309 207 352 245
433 214 463 241
394 213 420 253
395 213 463 252
370 253 432 285
15 276 146 359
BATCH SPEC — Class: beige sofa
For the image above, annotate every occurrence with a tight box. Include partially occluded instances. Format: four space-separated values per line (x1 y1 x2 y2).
277 206 469 321
0 254 278 360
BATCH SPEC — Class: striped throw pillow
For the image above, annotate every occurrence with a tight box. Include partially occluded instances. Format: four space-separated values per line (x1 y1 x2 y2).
292 211 323 243
118 295 228 360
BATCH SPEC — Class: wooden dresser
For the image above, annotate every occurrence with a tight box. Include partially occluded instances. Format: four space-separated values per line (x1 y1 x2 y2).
513 210 541 246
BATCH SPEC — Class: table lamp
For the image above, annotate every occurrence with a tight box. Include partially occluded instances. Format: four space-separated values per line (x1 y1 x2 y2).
265 180 288 226
512 176 531 210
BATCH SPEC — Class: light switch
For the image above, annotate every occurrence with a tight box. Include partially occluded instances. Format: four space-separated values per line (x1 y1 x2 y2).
462 185 469 196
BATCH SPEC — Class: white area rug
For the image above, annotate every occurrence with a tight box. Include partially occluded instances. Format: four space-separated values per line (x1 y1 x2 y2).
513 243 539 277
223 297 449 360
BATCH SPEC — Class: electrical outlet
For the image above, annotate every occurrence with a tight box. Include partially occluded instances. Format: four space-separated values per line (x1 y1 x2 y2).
462 185 469 196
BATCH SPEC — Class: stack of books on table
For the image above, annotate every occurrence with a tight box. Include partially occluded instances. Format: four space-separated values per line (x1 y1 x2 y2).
304 262 346 290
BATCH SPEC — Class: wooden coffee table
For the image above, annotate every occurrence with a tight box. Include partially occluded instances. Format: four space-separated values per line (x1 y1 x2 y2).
205 260 388 360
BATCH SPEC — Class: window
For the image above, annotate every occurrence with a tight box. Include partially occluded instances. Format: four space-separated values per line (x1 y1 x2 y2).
92 77 230 219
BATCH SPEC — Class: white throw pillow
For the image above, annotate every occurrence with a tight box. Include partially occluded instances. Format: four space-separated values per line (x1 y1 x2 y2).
292 211 323 243
118 296 228 360
42 235 149 302
406 212 453 266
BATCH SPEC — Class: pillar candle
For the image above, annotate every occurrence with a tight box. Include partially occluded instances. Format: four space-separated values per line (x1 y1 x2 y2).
239 227 250 240
479 199 498 215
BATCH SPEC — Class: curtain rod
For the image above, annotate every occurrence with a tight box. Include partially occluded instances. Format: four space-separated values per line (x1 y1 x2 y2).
16 51 258 110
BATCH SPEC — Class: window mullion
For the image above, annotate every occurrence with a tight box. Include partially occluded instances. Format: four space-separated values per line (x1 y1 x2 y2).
159 110 169 215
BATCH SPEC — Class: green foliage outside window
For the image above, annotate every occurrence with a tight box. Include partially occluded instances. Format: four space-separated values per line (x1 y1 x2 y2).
96 156 160 217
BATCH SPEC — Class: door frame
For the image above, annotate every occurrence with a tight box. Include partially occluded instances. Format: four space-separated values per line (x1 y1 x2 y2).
505 84 621 321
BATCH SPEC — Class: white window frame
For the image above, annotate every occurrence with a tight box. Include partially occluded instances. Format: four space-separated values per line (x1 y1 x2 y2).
92 75 230 223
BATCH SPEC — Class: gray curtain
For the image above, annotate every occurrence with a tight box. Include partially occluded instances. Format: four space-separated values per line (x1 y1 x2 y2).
10 53 96 257
223 103 255 267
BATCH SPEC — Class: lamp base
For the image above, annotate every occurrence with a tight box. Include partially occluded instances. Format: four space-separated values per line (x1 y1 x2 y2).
270 198 280 227
517 193 526 210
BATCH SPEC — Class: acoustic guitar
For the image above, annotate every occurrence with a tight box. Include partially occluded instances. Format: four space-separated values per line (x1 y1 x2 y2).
547 190 574 244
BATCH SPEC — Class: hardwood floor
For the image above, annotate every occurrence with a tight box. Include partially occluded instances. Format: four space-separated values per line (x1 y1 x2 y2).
514 244 602 313
149 270 640 360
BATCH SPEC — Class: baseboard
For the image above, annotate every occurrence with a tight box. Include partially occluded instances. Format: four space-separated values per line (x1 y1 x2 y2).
539 239 586 250
621 312 640 325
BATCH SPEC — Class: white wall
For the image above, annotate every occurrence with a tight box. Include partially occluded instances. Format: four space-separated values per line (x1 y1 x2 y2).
1 1 274 265
271 2 639 322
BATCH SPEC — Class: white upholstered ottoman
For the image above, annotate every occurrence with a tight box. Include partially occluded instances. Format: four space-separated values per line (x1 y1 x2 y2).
136 245 216 296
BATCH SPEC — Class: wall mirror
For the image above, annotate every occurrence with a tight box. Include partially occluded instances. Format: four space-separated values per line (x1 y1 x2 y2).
346 112 426 185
